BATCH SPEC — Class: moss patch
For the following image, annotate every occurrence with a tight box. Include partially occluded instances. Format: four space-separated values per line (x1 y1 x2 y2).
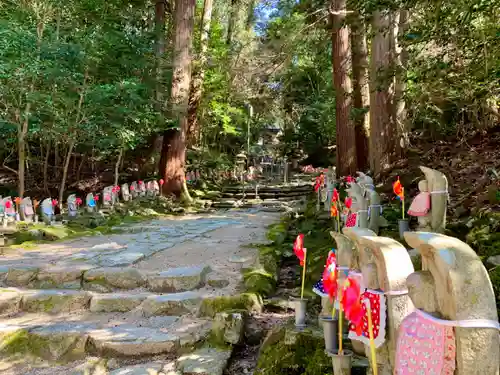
199 293 262 318
243 269 276 296
266 221 289 245
255 324 331 375
0 328 87 362
0 329 49 358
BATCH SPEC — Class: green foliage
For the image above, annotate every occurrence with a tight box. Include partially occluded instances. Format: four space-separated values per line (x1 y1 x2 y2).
403 0 500 135
0 0 163 194
256 325 332 375
464 212 500 259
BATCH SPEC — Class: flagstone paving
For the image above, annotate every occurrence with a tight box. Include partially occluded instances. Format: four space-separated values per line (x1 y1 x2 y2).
0 209 280 375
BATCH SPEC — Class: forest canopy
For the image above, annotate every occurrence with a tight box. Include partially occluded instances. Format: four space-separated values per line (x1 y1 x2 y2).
0 0 498 199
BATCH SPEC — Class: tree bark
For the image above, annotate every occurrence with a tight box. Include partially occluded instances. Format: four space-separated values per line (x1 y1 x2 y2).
369 10 393 176
186 0 213 146
43 140 50 193
159 0 196 199
350 11 370 172
393 9 409 157
226 0 238 46
114 147 124 187
154 0 166 113
59 139 75 209
331 0 357 176
76 154 85 182
58 70 87 208
17 98 31 198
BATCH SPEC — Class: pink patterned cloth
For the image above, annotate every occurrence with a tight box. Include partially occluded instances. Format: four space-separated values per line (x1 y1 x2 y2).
346 213 357 227
395 311 456 375
407 192 430 217
24 206 34 216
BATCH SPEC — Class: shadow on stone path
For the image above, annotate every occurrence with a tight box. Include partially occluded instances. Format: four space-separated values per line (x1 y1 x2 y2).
0 209 280 375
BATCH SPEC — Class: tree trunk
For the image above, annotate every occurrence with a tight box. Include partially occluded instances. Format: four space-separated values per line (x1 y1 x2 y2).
393 9 409 157
17 102 30 198
43 140 50 193
159 0 196 199
114 147 124 186
186 0 213 146
59 139 75 209
76 154 85 181
226 0 238 46
58 69 87 208
331 0 357 176
350 11 370 172
369 10 393 176
54 142 60 179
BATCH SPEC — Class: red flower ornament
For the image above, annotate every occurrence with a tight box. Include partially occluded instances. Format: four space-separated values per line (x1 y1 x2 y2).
293 234 306 266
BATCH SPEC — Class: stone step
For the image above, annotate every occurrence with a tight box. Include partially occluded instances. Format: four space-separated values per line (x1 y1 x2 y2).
221 191 310 199
0 316 214 361
222 184 313 194
147 266 211 293
0 264 213 293
0 310 242 367
0 288 206 316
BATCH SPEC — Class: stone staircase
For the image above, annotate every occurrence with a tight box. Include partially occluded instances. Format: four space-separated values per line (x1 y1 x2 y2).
210 182 314 212
0 263 242 374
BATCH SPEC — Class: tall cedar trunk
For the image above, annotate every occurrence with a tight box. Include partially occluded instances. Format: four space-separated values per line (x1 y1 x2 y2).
350 11 370 172
187 0 213 146
369 10 393 176
393 9 409 157
159 0 196 197
331 0 357 176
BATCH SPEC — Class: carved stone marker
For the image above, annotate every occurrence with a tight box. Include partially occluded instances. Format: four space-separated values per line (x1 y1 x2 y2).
153 180 160 196
20 197 35 222
324 167 336 213
403 232 499 375
146 181 155 197
121 183 130 202
138 181 146 197
86 193 97 213
67 194 78 218
102 186 114 207
112 186 120 204
1 197 16 225
130 181 138 199
408 166 448 233
342 230 415 375
345 181 369 228
355 172 386 234
41 198 54 224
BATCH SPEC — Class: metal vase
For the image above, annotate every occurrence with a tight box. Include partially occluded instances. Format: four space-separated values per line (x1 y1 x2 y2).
329 349 353 375
319 316 338 353
398 219 410 240
290 297 307 328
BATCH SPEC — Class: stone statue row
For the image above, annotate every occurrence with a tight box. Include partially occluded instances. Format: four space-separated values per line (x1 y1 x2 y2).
316 166 448 234
323 228 499 375
0 179 166 226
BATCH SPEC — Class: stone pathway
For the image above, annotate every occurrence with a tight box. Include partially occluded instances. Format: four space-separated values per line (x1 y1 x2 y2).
0 209 280 375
